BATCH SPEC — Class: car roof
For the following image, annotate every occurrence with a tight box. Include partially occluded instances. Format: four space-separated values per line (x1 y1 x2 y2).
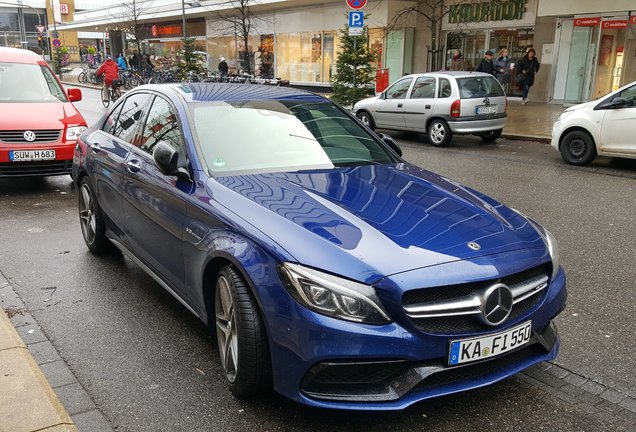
0 47 45 64
404 71 496 79
147 83 328 103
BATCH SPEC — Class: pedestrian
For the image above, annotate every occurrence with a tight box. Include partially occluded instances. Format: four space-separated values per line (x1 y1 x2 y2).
450 49 464 71
218 56 229 78
515 48 540 104
493 48 513 86
476 50 495 75
96 55 119 102
95 51 102 64
117 53 128 70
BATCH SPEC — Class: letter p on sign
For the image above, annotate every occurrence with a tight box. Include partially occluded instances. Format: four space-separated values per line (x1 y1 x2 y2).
349 11 364 28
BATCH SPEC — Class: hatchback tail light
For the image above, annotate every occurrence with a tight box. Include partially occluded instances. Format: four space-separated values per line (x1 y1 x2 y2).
450 99 461 118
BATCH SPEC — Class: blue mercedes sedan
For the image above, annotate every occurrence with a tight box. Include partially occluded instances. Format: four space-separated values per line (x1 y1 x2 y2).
72 83 566 410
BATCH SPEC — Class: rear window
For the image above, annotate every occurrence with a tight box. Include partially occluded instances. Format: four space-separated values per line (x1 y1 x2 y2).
456 76 504 99
0 62 67 103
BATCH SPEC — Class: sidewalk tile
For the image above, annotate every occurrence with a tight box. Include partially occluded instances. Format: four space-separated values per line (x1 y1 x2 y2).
72 410 114 432
54 383 96 416
40 360 77 389
29 340 63 365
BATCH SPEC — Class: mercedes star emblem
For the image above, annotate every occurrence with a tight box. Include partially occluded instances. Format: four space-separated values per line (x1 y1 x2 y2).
23 130 36 142
467 241 481 251
480 283 513 326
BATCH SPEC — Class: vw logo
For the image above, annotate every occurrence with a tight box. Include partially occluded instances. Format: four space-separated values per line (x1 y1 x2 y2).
480 283 513 326
467 241 481 251
23 131 36 142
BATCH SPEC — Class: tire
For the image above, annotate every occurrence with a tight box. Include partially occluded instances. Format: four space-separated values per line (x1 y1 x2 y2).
101 96 110 108
214 265 270 396
560 130 597 165
427 119 452 147
78 177 110 254
356 110 375 130
480 129 503 143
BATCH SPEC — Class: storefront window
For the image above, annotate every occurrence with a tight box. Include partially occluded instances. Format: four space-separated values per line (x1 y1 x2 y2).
368 28 384 70
276 32 322 82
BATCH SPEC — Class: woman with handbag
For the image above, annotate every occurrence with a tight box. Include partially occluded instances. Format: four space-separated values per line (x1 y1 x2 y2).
515 48 540 104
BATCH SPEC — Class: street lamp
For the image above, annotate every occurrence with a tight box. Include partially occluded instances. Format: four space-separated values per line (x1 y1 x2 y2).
181 0 201 39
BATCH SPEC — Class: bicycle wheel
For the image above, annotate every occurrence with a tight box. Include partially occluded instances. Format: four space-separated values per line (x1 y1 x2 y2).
78 71 87 84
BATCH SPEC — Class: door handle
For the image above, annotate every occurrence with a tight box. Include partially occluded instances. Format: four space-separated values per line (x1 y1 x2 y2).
90 142 101 153
425 105 431 109
126 159 141 173
397 103 403 108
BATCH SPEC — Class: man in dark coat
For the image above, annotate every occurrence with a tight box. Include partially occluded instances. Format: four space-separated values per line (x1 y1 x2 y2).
515 48 540 104
476 50 495 75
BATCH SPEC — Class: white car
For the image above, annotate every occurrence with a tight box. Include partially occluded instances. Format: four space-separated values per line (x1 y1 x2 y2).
551 81 636 165
353 72 507 147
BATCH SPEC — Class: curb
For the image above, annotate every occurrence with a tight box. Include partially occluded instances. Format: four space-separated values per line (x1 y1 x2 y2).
0 308 77 432
502 133 551 143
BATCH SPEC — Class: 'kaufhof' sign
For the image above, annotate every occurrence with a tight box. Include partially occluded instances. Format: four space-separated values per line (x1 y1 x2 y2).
448 0 527 23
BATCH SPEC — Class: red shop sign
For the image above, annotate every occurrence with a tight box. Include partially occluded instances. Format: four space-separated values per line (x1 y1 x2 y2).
574 17 600 26
630 16 636 25
602 20 628 29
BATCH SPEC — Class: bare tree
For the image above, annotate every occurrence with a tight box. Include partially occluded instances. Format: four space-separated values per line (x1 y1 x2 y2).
216 0 259 75
110 0 153 74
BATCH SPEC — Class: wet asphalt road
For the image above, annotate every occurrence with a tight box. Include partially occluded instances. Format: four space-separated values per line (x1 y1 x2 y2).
0 88 634 431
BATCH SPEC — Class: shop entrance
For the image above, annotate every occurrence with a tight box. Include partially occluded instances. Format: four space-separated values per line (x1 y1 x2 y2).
563 23 598 104
591 18 629 99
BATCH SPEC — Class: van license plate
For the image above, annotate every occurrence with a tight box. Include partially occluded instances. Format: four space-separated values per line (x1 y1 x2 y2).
448 321 532 366
476 105 497 114
9 150 56 161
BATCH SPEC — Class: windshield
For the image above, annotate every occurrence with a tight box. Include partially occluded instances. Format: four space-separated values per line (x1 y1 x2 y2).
456 76 505 99
0 62 68 103
190 99 398 175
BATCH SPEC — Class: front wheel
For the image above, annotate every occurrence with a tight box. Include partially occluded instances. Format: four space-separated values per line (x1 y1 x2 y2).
560 130 597 165
480 129 503 143
214 265 270 396
428 119 452 147
356 111 375 130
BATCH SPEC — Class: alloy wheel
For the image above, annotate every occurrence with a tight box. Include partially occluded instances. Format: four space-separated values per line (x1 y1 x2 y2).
430 122 446 144
215 275 239 383
78 183 96 245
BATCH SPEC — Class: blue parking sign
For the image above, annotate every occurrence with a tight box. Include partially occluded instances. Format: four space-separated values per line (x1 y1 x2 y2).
349 11 364 28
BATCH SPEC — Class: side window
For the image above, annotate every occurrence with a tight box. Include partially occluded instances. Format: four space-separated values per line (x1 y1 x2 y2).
112 93 152 144
139 96 184 154
438 78 452 98
410 77 436 99
101 103 124 135
385 78 413 99
617 85 636 106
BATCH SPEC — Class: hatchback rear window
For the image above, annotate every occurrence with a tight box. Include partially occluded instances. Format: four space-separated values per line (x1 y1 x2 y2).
456 76 504 99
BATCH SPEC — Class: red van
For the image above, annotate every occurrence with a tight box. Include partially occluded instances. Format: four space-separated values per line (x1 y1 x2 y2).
0 47 87 177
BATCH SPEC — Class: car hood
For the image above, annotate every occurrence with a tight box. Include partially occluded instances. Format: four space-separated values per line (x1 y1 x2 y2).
208 163 546 284
0 102 85 130
353 96 377 110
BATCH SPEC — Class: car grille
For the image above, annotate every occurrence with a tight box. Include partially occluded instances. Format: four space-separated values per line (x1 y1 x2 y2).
0 130 62 143
0 160 71 177
402 264 550 335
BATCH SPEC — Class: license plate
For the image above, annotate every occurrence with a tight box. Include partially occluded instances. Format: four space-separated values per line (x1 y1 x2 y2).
448 321 532 366
476 105 497 114
9 150 56 162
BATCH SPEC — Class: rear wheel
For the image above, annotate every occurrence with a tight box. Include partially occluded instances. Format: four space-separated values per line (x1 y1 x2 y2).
214 265 270 396
78 177 110 254
480 129 503 143
560 130 597 165
428 119 452 147
356 111 375 130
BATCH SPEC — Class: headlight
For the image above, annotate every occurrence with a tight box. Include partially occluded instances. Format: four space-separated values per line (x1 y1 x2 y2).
544 228 560 280
556 110 573 123
66 126 87 141
511 209 560 280
277 262 392 325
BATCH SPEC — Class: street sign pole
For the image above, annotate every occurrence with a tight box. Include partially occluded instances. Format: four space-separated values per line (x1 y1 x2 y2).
348 9 365 90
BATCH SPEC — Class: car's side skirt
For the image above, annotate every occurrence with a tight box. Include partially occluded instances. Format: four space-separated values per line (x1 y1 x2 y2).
108 237 201 319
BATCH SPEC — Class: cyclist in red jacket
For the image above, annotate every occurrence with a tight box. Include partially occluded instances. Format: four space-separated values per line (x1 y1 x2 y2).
96 56 119 102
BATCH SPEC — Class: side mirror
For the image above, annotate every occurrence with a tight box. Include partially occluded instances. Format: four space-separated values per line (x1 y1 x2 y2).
607 97 630 109
152 141 190 180
67 88 82 102
379 133 402 157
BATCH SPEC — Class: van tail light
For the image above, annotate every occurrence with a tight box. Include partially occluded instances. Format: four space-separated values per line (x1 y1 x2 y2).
450 99 461 118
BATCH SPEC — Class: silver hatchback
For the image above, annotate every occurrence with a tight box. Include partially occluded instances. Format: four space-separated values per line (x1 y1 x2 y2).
353 71 507 146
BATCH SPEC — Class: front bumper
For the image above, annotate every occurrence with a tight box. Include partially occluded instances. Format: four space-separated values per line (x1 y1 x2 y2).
0 141 76 177
266 267 566 410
